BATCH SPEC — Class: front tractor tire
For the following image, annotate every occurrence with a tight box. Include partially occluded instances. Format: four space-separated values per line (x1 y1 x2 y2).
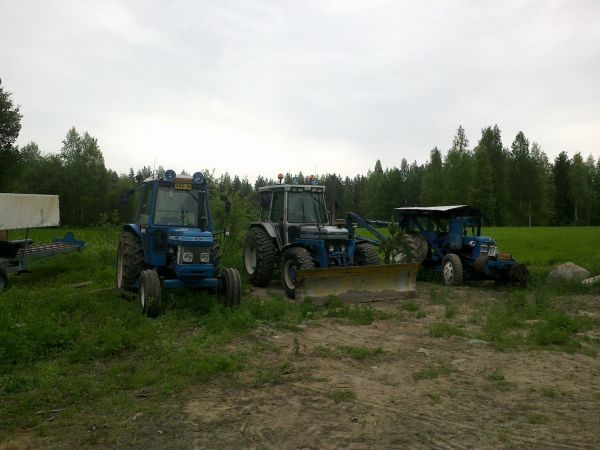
218 268 241 308
116 231 144 292
354 243 381 265
243 227 276 287
138 269 162 318
442 254 463 286
281 247 315 300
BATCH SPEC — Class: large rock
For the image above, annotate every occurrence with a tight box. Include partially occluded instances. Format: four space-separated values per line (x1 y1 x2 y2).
547 262 590 283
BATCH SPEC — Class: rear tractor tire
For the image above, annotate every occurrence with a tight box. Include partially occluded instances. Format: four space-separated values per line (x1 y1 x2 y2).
243 227 276 287
442 254 463 286
403 232 428 263
116 231 144 293
138 269 162 318
281 247 315 300
354 243 381 265
218 268 241 308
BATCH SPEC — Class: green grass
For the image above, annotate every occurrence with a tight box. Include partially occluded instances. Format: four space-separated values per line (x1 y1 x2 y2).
478 289 599 351
1 227 398 439
429 322 466 338
403 300 420 312
341 346 384 360
483 226 600 276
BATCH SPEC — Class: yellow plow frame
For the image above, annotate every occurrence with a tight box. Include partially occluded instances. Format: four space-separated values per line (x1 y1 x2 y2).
295 262 419 304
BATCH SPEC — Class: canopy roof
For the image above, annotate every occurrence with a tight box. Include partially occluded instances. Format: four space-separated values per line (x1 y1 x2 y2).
394 205 483 218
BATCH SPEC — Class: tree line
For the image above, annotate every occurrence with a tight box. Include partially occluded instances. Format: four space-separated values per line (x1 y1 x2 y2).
2 82 599 228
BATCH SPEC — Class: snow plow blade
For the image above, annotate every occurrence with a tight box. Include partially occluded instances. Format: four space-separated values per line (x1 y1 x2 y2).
295 263 419 304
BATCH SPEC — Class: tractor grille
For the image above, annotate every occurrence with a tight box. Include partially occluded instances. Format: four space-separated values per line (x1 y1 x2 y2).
480 243 498 257
177 245 210 264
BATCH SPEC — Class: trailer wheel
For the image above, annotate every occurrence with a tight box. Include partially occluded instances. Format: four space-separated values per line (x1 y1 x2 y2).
442 254 463 286
243 227 276 287
0 268 8 293
354 243 381 265
138 269 162 317
218 268 241 308
281 247 315 299
116 232 144 292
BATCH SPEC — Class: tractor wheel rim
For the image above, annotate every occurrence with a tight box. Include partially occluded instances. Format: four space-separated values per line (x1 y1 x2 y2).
244 242 256 274
443 262 453 282
284 260 296 289
140 283 146 308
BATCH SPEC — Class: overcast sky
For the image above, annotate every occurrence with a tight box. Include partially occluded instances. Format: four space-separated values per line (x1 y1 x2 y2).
2 0 599 180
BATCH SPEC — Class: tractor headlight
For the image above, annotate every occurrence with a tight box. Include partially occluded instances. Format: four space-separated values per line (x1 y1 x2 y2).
341 244 346 252
200 253 210 263
470 241 476 247
182 252 194 263
328 244 335 253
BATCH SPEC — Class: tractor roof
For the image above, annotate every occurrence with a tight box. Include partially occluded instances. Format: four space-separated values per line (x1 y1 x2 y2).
394 205 483 218
258 184 325 192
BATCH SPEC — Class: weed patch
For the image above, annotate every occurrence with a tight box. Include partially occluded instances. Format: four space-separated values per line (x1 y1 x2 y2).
414 364 456 380
323 297 389 325
429 322 465 338
341 346 384 361
480 289 594 351
328 389 356 403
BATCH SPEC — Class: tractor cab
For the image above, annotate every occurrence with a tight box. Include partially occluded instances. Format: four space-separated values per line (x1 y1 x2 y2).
257 184 352 267
133 171 216 277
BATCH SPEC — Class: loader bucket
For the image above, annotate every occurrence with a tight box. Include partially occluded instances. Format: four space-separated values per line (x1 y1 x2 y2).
295 263 419 304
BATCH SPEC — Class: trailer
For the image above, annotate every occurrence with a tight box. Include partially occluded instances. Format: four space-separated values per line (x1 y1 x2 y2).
0 193 85 292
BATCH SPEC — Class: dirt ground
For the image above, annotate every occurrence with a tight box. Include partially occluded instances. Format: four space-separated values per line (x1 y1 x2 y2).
182 283 600 449
4 283 600 449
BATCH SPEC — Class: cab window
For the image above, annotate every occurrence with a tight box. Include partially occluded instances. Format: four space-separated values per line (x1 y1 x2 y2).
271 191 284 222
138 185 152 225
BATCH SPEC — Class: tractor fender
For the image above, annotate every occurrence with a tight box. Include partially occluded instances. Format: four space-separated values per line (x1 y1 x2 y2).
123 224 142 237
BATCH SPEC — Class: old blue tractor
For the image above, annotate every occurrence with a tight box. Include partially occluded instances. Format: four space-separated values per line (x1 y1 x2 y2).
392 205 528 286
242 181 418 301
116 170 240 316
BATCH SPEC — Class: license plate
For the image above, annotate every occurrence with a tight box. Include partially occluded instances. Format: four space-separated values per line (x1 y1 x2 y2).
499 253 512 260
175 183 192 190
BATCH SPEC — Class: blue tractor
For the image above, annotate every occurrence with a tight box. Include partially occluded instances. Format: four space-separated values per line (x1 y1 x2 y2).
393 205 528 286
116 170 241 316
243 183 380 299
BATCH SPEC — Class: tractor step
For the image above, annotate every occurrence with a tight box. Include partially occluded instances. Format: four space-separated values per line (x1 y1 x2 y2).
295 263 419 304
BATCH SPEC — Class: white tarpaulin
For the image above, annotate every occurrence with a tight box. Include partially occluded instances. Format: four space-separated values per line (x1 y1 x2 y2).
0 193 60 230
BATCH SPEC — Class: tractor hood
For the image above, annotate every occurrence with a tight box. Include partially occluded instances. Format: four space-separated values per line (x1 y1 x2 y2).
165 227 214 246
300 225 349 240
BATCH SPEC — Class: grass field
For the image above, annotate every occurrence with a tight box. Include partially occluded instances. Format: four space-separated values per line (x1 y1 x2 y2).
1 226 600 447
485 226 600 275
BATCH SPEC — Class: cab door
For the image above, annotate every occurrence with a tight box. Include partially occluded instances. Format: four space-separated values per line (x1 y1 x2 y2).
270 189 286 246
